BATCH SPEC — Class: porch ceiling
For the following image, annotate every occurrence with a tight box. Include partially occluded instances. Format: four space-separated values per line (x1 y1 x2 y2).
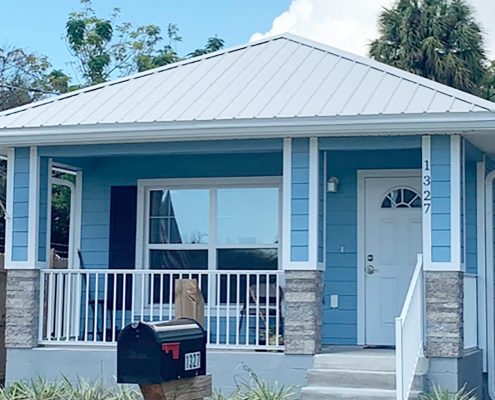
465 132 495 157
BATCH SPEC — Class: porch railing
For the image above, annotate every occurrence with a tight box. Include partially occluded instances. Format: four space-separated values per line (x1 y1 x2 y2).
395 254 424 400
39 269 284 351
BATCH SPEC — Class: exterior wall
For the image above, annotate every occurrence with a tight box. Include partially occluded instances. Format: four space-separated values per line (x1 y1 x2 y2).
6 348 312 395
11 147 30 262
323 148 421 345
290 139 310 262
430 136 452 262
55 152 282 269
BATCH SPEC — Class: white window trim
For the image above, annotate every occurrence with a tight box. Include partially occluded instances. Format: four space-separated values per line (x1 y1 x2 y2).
135 176 283 273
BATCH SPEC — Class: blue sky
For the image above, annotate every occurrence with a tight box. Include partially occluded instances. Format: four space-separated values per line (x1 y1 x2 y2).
0 0 290 78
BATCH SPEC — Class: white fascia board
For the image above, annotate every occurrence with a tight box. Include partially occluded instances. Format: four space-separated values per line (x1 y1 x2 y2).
1 112 495 146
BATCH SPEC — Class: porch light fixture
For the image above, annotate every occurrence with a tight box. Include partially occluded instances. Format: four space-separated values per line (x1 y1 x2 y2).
327 177 339 193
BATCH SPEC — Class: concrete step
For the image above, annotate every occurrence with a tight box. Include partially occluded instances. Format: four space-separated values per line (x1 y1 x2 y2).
300 386 422 400
307 368 425 391
313 352 396 372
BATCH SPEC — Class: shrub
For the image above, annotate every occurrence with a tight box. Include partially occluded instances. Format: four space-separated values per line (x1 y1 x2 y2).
0 378 141 400
420 384 476 400
211 365 297 400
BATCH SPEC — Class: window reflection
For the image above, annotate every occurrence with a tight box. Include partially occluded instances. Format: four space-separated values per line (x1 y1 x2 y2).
149 189 209 244
217 188 278 245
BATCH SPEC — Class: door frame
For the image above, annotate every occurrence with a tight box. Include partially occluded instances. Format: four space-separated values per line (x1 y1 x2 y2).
356 169 421 345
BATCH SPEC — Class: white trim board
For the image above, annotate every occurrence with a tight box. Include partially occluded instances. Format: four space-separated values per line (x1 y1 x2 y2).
4 148 14 268
477 158 487 371
422 136 432 269
282 138 291 270
356 168 421 345
450 135 462 269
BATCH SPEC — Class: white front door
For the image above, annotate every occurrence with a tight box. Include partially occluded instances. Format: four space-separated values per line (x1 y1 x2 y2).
364 175 422 346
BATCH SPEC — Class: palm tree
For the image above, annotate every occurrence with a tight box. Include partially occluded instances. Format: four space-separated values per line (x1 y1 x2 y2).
369 0 487 96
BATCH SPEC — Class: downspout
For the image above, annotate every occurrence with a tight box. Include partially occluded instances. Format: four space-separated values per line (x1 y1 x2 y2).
485 170 495 400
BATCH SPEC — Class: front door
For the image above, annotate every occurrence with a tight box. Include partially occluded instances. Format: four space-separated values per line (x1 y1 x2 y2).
364 175 422 346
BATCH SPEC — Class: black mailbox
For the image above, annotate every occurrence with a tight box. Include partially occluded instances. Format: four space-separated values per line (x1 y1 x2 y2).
117 318 206 384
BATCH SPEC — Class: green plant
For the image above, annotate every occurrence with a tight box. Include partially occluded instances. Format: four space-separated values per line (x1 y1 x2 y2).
5 379 65 400
0 377 142 400
233 365 297 400
420 384 476 400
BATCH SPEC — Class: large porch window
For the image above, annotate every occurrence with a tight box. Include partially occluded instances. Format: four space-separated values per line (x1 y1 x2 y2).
141 178 281 272
139 178 281 306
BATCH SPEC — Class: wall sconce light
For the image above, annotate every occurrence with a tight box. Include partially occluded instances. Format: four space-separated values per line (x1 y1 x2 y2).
327 177 339 193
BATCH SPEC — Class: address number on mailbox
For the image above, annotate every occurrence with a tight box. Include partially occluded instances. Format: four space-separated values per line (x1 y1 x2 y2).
185 351 201 371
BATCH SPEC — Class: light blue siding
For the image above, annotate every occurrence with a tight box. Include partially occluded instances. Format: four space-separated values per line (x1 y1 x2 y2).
290 139 309 262
323 148 421 345
318 152 324 264
38 157 49 262
430 136 451 262
464 141 482 274
54 152 282 269
12 147 30 261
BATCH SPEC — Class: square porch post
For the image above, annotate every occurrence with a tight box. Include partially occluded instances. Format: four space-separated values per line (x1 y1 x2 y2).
282 137 324 355
423 135 481 395
4 147 49 350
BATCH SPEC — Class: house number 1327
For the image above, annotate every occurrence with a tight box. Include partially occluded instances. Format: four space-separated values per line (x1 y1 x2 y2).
423 160 431 214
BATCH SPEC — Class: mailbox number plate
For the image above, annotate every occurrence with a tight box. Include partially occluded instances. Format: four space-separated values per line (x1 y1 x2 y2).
185 351 201 371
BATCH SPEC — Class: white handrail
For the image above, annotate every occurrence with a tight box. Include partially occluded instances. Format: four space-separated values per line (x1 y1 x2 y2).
396 254 424 400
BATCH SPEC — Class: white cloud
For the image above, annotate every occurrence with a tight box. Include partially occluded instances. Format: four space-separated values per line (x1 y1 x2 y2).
251 0 495 59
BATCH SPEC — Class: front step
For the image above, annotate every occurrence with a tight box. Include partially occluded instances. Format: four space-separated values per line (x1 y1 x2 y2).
301 350 426 400
313 352 396 372
301 386 422 400
307 368 424 391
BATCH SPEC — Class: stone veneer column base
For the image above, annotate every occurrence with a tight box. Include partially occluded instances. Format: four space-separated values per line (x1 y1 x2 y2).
425 271 464 358
284 270 323 355
6 269 40 349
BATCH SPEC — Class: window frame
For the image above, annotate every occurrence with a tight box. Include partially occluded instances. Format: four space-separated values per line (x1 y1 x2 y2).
136 177 283 272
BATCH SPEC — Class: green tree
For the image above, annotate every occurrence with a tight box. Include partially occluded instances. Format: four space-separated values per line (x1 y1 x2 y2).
369 0 487 96
0 46 70 112
482 60 495 101
66 0 225 84
188 36 225 58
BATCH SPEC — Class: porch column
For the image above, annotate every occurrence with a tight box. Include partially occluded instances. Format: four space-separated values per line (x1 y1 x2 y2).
4 147 48 349
422 135 475 392
423 135 464 356
282 137 324 355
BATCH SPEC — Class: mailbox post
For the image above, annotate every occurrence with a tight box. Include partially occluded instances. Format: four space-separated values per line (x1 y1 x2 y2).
117 318 212 400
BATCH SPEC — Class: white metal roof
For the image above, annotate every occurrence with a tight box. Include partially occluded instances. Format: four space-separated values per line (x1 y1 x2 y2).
0 33 494 132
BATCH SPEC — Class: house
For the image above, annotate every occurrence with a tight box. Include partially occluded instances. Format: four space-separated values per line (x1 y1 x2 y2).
0 33 495 399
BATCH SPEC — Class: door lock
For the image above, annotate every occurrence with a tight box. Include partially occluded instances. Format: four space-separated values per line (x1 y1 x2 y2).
367 254 374 262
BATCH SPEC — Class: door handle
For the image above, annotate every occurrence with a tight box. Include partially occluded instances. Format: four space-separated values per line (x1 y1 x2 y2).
366 265 376 275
